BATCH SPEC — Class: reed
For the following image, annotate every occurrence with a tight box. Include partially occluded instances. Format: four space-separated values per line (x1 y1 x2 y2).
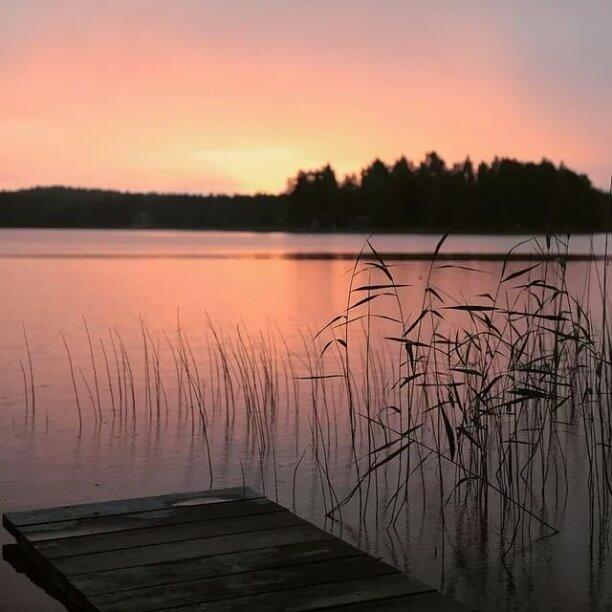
21 324 35 423
314 233 611 554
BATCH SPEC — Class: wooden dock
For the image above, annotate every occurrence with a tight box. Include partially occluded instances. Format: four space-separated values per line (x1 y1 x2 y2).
3 487 469 611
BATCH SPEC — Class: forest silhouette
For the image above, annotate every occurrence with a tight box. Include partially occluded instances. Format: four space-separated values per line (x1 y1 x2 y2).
0 153 607 233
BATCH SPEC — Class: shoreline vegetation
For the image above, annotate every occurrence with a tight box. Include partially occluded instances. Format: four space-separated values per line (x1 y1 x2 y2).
0 153 608 233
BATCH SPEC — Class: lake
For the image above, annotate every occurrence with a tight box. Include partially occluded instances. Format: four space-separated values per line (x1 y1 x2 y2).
0 228 610 611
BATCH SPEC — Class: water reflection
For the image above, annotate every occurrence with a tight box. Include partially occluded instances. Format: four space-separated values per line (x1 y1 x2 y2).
0 230 611 611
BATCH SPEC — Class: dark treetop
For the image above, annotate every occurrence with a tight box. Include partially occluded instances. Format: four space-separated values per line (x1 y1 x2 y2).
0 153 608 233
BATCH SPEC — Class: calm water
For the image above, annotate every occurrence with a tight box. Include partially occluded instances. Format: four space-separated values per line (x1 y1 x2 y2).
0 229 610 611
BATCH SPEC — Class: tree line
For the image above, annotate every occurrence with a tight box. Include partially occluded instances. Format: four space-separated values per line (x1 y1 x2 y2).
0 153 607 233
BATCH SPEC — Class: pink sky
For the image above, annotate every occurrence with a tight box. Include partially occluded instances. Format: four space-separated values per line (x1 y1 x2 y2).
1 1 610 193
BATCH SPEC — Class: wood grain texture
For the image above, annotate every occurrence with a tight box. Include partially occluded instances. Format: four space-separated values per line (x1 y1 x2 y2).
322 591 474 611
17 497 275 542
71 538 363 596
90 555 401 611
53 524 331 575
36 509 300 558
160 574 435 611
4 487 259 528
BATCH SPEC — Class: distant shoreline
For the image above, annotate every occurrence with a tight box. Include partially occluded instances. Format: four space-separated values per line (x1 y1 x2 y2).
0 251 606 262
1 154 609 235
0 225 609 236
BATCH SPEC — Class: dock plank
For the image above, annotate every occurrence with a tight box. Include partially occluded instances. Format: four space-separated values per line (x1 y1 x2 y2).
54 525 332 575
36 509 300 558
322 591 473 611
4 486 259 528
3 487 470 611
72 539 363 596
90 554 402 611
161 574 435 611
17 497 275 542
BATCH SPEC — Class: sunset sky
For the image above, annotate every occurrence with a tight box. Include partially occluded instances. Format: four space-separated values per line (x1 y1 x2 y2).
1 1 610 194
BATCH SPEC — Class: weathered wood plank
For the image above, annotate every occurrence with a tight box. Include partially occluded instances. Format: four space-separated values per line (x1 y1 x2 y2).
160 574 434 611
17 497 274 542
322 591 474 611
90 555 403 611
37 509 299 558
54 524 332 575
72 538 364 596
3 486 259 528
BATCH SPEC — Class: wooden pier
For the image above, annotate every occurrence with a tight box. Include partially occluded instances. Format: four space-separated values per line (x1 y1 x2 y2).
3 487 470 611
